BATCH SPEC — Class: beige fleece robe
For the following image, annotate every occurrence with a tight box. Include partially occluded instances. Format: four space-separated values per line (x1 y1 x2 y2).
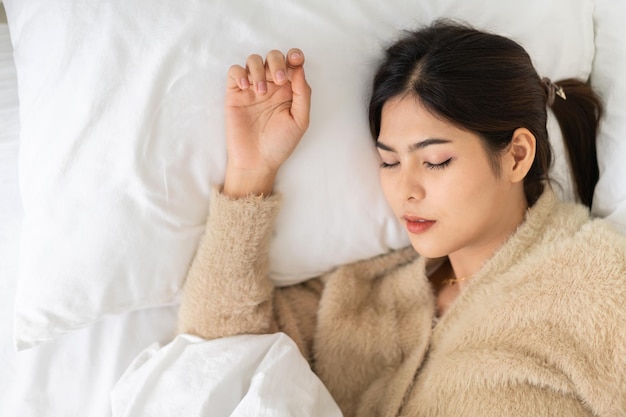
177 189 626 417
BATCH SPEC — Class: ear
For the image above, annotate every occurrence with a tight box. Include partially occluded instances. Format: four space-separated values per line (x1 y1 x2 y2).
504 128 536 183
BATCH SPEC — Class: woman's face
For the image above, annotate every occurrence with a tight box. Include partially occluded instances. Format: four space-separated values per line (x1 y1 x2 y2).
377 96 526 265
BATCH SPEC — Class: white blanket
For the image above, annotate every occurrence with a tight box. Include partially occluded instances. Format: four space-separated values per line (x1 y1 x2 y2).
111 333 343 417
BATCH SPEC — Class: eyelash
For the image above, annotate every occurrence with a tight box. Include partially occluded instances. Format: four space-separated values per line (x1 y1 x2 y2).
424 157 453 170
380 157 453 170
380 162 398 169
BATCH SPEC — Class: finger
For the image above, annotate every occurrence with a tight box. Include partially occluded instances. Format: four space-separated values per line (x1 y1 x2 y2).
246 54 267 94
265 50 287 85
226 64 250 91
289 63 312 130
286 48 305 70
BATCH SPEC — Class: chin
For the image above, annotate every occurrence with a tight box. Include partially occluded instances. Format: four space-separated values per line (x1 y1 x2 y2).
408 239 450 259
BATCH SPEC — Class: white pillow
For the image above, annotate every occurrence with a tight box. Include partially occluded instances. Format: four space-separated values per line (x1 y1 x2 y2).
5 0 595 350
591 0 626 235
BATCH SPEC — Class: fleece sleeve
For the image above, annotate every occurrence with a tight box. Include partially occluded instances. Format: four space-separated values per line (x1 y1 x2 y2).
176 189 323 361
177 189 282 339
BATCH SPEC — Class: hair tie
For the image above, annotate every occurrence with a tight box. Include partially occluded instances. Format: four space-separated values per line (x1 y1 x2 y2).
542 77 567 106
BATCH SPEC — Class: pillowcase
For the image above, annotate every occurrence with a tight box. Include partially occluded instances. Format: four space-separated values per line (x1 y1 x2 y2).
0 19 21 314
5 0 595 350
591 0 626 235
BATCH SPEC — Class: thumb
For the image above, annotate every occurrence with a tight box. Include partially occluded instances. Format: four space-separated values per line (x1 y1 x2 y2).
290 65 311 130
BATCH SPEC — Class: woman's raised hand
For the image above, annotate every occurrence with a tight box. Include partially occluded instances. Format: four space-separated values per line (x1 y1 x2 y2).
223 49 311 197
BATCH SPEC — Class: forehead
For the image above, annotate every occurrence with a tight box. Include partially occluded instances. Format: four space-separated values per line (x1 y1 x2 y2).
378 96 479 146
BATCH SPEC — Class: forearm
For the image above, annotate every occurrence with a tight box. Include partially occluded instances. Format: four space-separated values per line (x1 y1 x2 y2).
177 188 281 339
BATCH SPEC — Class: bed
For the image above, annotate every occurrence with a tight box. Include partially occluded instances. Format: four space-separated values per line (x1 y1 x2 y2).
1 0 625 416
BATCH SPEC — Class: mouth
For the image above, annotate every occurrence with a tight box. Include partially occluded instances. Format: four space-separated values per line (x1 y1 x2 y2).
403 215 436 234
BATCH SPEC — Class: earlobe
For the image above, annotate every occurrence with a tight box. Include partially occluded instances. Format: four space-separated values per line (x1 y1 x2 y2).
508 128 536 183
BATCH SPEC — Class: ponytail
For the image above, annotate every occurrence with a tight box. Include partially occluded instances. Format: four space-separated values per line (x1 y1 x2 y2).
550 79 603 208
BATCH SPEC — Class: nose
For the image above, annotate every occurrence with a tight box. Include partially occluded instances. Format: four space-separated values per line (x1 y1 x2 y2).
399 169 425 201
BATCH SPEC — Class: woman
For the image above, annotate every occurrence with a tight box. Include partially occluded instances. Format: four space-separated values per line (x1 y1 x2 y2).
178 21 626 416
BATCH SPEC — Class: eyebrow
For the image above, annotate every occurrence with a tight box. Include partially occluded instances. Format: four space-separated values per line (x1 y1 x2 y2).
375 138 452 153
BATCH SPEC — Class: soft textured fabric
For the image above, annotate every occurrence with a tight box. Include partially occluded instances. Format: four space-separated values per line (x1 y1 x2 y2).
177 189 626 416
111 333 343 417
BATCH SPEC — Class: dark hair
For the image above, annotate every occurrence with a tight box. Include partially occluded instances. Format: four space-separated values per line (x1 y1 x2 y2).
368 20 603 207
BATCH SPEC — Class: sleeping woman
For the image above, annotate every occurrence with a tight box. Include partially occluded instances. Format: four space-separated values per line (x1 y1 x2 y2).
177 20 626 416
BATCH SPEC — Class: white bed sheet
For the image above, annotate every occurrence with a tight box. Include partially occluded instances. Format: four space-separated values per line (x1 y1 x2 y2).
0 23 180 417
111 333 342 417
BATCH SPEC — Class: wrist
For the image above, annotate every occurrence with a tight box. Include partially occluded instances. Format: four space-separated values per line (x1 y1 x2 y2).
223 166 277 198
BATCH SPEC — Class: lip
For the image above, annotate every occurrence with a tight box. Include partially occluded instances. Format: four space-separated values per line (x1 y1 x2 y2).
403 215 436 234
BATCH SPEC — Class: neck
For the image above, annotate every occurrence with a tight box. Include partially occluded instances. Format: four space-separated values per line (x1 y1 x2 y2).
448 196 528 285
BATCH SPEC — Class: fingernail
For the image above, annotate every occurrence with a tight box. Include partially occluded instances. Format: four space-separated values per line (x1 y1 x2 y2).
240 77 250 89
290 51 302 60
275 70 286 83
258 81 267 94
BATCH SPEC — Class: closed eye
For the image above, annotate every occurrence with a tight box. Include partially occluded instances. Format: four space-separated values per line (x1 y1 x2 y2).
424 157 453 170
380 161 399 169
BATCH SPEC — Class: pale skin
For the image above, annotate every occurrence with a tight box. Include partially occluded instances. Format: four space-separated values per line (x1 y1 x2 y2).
223 50 536 315
377 96 535 314
223 49 311 198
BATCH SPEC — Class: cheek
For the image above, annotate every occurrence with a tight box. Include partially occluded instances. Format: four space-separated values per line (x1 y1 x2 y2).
447 159 499 192
379 173 400 210
444 167 504 221
430 164 500 217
